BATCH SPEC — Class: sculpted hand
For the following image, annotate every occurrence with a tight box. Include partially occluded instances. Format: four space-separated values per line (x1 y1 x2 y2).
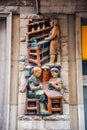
44 37 48 40
49 82 55 87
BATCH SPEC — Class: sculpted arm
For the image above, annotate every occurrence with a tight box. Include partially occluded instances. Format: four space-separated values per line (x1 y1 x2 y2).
45 28 59 41
49 79 62 90
29 82 42 91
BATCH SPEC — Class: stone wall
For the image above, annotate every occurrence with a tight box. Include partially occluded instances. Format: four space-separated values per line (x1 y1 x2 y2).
0 1 86 129
0 0 87 13
0 0 35 6
18 115 70 130
18 8 70 129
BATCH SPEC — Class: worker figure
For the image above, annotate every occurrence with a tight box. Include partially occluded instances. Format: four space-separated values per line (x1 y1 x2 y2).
48 67 62 91
45 18 61 66
26 67 48 114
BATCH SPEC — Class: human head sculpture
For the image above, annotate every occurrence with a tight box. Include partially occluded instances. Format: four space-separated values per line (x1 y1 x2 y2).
50 67 59 78
50 18 58 27
32 67 42 78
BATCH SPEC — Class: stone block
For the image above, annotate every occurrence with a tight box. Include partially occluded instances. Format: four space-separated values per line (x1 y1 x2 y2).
12 43 20 61
50 0 64 6
17 115 70 129
43 114 70 121
20 14 43 19
61 36 68 44
61 61 68 88
45 120 70 130
20 7 35 14
10 60 19 105
49 6 63 13
63 104 70 115
0 6 19 13
20 27 27 37
9 105 18 130
69 105 78 130
18 103 25 116
12 15 20 61
78 104 85 130
18 93 26 104
68 15 76 62
20 42 27 56
18 115 42 121
63 5 76 14
61 56 68 62
19 55 26 61
0 20 6 62
19 62 25 71
20 36 26 42
0 61 6 99
76 16 82 60
61 42 68 57
76 59 84 104
69 61 77 105
20 19 29 28
61 71 68 89
60 17 68 36
61 61 68 71
19 71 27 91
18 120 45 130
40 6 51 13
63 93 69 104
40 0 50 6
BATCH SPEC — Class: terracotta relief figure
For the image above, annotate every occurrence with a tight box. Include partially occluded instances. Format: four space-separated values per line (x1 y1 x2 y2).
26 67 47 114
45 18 60 66
48 67 62 91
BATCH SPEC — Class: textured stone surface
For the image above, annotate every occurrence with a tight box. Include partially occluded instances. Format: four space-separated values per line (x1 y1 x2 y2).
18 93 26 104
18 115 70 130
40 0 87 14
0 1 86 129
0 19 7 130
19 71 27 91
43 115 70 121
69 105 78 130
63 104 70 115
0 6 19 13
76 59 84 104
10 61 19 104
18 103 26 116
18 120 70 130
18 115 42 120
20 42 27 55
0 0 87 14
20 27 27 37
78 104 85 130
12 16 20 61
20 19 29 27
69 61 77 104
18 120 45 130
45 120 70 130
61 61 68 88
9 105 18 130
17 12 71 130
10 15 20 107
0 0 35 6
20 7 35 14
